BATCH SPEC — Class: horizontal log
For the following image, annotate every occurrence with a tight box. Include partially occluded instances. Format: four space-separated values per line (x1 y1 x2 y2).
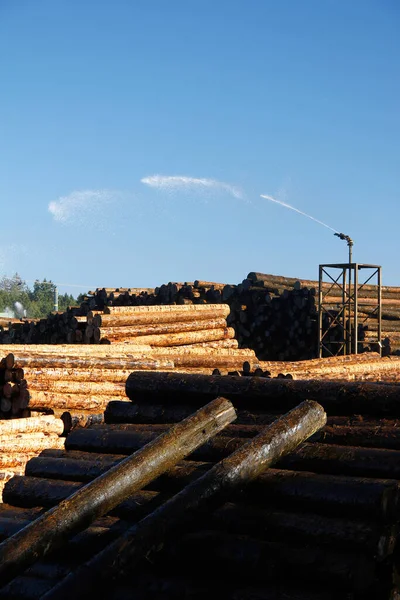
14 356 174 370
27 380 126 395
23 368 139 383
98 327 235 347
103 304 230 316
125 372 400 416
211 502 396 558
28 392 127 411
167 530 377 593
23 454 400 522
0 435 64 452
94 317 227 336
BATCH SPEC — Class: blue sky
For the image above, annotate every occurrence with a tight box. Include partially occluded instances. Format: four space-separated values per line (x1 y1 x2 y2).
0 0 399 295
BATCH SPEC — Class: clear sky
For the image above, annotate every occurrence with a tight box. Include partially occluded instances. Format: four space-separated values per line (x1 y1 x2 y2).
0 0 399 295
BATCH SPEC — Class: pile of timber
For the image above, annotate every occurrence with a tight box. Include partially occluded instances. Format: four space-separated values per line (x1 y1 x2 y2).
0 414 65 499
0 308 86 345
0 345 260 418
0 397 330 599
3 272 400 360
257 352 400 383
3 374 400 597
88 304 235 346
0 353 30 419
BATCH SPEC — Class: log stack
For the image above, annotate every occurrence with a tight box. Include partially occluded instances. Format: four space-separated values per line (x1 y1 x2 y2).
1 374 400 597
0 344 260 419
2 272 400 360
0 353 30 419
0 414 65 499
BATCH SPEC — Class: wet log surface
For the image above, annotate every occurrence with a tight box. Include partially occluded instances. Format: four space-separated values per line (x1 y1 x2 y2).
0 397 236 587
40 400 326 599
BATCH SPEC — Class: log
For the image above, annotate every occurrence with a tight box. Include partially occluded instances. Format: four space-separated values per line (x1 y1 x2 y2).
23 456 400 522
40 400 326 599
125 372 400 416
0 396 236 586
96 327 235 347
103 304 230 317
93 317 228 341
27 391 126 411
166 530 377 593
210 502 396 558
27 380 126 395
13 356 174 370
23 368 140 383
0 435 64 452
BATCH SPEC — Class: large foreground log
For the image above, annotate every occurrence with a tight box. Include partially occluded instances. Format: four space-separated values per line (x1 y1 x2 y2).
42 400 326 599
125 372 400 416
0 396 236 586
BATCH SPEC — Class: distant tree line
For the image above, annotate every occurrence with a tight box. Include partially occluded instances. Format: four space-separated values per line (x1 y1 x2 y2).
0 273 79 319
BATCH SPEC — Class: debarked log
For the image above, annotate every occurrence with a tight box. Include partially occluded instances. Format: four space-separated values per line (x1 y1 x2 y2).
98 327 235 347
93 317 228 341
14 356 175 370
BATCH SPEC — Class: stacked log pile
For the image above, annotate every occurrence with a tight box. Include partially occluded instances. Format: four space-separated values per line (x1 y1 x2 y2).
0 374 400 596
0 398 328 599
89 304 235 346
0 414 65 499
0 353 30 419
0 344 260 419
0 309 86 345
257 352 400 382
2 273 400 360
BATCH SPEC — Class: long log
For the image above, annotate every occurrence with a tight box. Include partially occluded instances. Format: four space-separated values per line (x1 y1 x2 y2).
27 391 127 411
40 400 326 599
94 317 228 340
96 327 235 347
0 396 236 586
125 372 400 416
14 356 175 370
23 368 140 383
0 416 64 436
247 272 400 295
64 425 400 480
0 435 64 453
27 380 126 395
103 304 231 316
23 456 400 521
210 502 396 558
165 530 377 593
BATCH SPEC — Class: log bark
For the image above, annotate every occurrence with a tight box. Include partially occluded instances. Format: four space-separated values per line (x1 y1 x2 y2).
40 400 326 599
125 372 400 416
0 396 236 587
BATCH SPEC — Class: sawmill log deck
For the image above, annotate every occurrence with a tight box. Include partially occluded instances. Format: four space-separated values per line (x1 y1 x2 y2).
0 381 400 598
